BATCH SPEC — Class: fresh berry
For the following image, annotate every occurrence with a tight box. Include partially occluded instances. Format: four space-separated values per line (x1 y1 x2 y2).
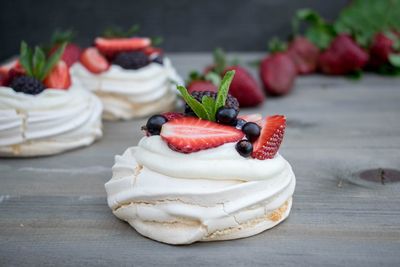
152 55 163 65
80 47 110 74
215 107 238 125
95 37 151 59
223 66 264 107
10 76 45 95
251 115 286 160
113 51 149 70
50 43 81 67
368 32 396 68
6 66 26 86
318 34 369 75
160 117 244 153
287 36 319 74
142 46 163 56
43 60 71 89
242 122 261 142
145 115 168 136
235 140 253 157
184 91 239 115
0 67 10 86
187 81 218 94
235 118 247 129
161 112 185 121
260 52 297 96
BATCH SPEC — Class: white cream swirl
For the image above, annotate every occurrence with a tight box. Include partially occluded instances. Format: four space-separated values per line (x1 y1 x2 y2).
0 84 103 157
105 136 296 245
71 58 182 120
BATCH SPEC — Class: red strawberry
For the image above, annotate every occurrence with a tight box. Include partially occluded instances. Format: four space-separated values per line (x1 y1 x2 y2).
51 43 82 67
187 80 218 94
6 65 26 86
318 34 369 75
160 117 244 153
287 37 319 74
223 65 264 107
260 53 297 96
161 112 185 121
80 47 110 74
368 32 396 68
43 60 71 89
0 67 9 86
142 46 163 56
251 115 286 160
95 37 151 58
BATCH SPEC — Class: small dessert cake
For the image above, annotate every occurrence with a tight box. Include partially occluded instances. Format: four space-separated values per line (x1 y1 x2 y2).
0 42 102 157
71 35 182 120
105 71 295 245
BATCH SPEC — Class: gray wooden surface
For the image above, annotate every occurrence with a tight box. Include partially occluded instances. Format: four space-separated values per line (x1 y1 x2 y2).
1 53 400 267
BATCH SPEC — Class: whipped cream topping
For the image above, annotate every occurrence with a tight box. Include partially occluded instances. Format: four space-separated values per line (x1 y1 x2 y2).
105 136 296 244
71 58 183 120
0 84 103 156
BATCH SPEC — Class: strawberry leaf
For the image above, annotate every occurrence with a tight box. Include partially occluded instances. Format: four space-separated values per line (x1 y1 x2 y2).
215 70 235 113
177 85 211 120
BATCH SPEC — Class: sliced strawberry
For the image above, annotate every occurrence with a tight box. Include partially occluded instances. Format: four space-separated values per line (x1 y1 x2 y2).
43 60 71 89
51 43 82 67
187 80 218 94
160 117 244 153
142 46 164 56
80 47 110 74
251 115 286 160
161 112 185 121
95 37 151 58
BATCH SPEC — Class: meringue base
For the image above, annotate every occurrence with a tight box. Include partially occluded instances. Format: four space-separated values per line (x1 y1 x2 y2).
113 198 292 245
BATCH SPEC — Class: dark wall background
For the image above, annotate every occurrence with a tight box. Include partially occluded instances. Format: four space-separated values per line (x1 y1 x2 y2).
0 0 349 61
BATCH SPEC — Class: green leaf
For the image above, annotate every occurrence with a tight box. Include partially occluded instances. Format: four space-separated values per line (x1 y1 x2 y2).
40 42 66 81
202 96 216 121
213 48 226 74
346 69 363 80
268 37 287 53
32 46 46 78
103 24 140 38
19 41 33 76
151 36 164 46
204 71 221 86
51 29 75 45
389 54 400 67
215 70 235 112
177 85 211 120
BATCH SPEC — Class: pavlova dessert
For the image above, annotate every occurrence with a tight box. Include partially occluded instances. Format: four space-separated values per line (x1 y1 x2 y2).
71 28 182 120
105 71 295 244
0 42 102 157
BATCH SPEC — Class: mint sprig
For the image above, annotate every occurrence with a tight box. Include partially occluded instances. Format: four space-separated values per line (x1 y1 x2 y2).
177 70 236 121
19 41 66 81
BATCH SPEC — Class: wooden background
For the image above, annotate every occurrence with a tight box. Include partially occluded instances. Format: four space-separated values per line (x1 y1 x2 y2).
0 53 400 266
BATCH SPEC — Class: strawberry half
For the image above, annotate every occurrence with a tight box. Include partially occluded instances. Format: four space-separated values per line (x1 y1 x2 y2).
80 47 110 74
161 112 185 121
160 117 244 153
142 46 163 56
251 115 286 160
95 37 151 58
43 60 71 89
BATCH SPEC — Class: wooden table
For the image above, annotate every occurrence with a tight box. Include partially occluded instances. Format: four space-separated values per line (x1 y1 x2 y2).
1 53 400 266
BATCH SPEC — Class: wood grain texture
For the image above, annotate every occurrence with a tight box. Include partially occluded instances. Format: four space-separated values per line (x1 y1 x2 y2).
1 53 400 266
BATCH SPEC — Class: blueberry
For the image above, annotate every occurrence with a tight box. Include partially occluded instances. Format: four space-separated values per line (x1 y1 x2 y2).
242 122 261 142
152 55 164 65
235 140 253 157
215 107 238 125
145 115 168 135
235 118 247 129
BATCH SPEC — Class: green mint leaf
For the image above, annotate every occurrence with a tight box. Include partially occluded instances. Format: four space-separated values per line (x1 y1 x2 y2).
19 41 33 76
32 46 46 78
40 42 66 81
215 70 235 112
201 96 216 121
389 54 400 67
177 85 211 120
204 71 221 86
213 48 226 74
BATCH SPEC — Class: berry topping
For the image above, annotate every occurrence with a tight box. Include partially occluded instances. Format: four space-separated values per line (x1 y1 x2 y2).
251 115 286 160
235 140 253 158
161 112 185 121
113 51 149 70
43 61 71 89
160 117 244 153
242 122 261 142
184 91 239 116
145 115 168 136
10 76 45 95
215 107 238 126
80 47 110 74
95 37 151 59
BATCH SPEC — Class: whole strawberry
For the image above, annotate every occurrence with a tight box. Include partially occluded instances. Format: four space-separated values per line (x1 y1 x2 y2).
287 36 319 74
368 32 398 68
318 34 369 75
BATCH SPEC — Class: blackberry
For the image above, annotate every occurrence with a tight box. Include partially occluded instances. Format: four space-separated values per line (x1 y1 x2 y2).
10 76 45 95
185 91 239 115
113 51 149 70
